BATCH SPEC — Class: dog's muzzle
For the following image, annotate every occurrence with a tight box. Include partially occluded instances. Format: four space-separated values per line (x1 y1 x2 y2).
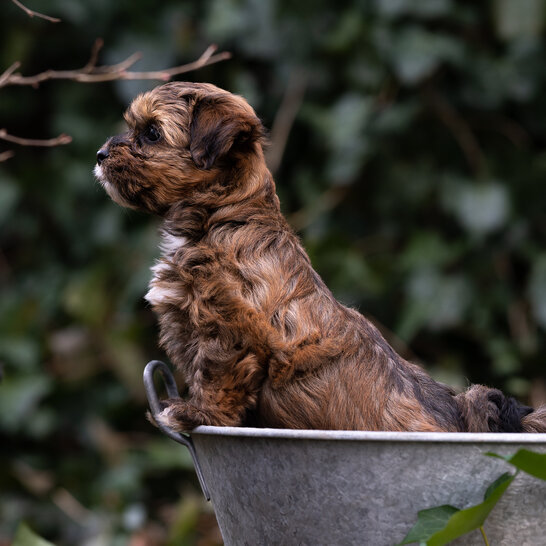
96 148 109 166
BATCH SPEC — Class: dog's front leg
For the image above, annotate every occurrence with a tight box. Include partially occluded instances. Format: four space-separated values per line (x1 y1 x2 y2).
155 398 219 431
156 351 265 432
267 333 346 388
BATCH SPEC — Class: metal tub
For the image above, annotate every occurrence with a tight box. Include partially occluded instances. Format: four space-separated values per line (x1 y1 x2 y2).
145 361 546 546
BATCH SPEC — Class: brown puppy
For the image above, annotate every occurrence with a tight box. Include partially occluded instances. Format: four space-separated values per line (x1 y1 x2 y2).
95 82 546 433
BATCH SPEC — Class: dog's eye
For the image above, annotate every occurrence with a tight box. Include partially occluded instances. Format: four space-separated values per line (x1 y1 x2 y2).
143 125 161 143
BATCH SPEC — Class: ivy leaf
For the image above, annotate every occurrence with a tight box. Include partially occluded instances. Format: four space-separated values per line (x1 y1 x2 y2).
398 505 459 545
486 449 546 480
398 472 515 545
13 523 56 546
493 0 545 40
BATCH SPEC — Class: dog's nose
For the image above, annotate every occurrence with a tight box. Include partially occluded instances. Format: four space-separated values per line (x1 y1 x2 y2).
96 148 109 165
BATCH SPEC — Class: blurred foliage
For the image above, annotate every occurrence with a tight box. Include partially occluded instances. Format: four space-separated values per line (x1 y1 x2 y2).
2 0 546 544
12 523 55 546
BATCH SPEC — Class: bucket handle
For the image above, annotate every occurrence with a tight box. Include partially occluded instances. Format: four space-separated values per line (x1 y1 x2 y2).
143 360 211 501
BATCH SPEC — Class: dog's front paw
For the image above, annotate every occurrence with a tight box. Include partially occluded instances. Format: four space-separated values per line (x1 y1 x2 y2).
154 398 205 432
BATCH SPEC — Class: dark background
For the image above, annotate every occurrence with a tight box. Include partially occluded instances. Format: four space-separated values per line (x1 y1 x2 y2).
2 1 546 544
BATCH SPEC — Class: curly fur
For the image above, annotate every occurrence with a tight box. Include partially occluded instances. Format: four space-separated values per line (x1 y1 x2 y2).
95 82 546 433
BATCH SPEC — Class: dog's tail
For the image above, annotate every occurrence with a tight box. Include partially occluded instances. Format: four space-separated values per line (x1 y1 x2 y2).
455 384 544 433
521 405 546 432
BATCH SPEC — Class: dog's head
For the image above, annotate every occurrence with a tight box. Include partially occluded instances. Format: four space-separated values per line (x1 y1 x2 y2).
94 82 265 214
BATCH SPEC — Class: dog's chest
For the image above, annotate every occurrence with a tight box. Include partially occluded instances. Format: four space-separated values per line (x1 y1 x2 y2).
144 231 189 308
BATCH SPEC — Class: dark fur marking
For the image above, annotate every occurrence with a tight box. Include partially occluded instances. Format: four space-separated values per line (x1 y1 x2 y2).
487 391 533 432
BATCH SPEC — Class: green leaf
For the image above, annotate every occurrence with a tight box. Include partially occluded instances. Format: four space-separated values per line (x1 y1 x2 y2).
441 178 510 237
398 505 459 545
486 449 546 480
13 523 55 546
398 268 472 339
0 177 20 225
387 27 464 84
482 471 516 503
493 0 544 40
143 439 195 470
527 255 546 329
398 472 515 545
0 374 52 433
375 0 454 18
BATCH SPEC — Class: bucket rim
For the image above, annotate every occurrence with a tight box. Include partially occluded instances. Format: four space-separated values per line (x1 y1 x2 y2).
191 426 546 444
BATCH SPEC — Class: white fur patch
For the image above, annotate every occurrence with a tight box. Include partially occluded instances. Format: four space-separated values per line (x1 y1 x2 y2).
94 164 126 205
150 261 172 277
156 405 178 428
144 230 188 308
160 232 188 255
145 284 180 307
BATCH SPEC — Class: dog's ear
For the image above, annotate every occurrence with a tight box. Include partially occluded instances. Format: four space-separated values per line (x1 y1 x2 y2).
189 96 263 170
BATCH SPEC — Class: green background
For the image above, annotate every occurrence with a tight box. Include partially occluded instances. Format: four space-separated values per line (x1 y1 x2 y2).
2 0 546 544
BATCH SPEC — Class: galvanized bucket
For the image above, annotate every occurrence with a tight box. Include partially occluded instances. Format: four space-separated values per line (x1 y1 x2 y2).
144 360 546 546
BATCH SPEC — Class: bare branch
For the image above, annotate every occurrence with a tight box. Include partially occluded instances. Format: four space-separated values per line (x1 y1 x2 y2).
422 84 486 177
0 62 21 87
11 0 60 23
0 151 15 162
0 43 231 88
0 43 230 159
288 186 349 232
0 129 72 147
95 52 142 75
121 47 230 81
82 39 142 75
266 72 307 174
83 38 104 73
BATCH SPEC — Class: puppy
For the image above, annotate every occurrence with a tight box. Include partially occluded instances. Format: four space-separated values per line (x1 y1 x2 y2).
95 82 546 433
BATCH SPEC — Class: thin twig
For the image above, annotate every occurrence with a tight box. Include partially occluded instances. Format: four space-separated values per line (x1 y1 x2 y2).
87 43 142 75
0 129 72 147
117 53 231 81
0 62 21 87
266 71 307 174
0 43 230 159
423 84 486 177
470 114 531 149
0 150 15 162
11 0 60 23
288 186 349 232
52 488 95 523
0 43 231 88
83 38 104 73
